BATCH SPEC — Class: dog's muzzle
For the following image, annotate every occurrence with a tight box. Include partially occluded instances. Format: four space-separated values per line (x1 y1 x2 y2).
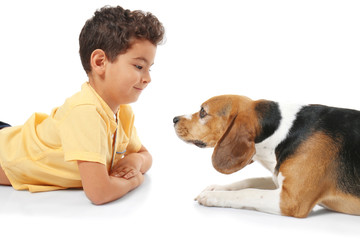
189 140 207 148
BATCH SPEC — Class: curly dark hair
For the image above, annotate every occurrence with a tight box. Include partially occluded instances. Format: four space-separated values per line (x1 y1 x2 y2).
79 6 165 73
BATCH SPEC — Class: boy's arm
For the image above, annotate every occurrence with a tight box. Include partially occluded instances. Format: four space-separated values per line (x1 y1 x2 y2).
77 160 144 205
137 145 152 174
110 145 152 179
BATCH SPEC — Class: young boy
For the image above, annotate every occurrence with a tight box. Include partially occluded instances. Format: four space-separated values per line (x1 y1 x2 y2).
0 6 165 205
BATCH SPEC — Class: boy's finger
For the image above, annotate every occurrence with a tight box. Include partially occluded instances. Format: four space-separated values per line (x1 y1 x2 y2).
123 169 139 179
111 169 127 177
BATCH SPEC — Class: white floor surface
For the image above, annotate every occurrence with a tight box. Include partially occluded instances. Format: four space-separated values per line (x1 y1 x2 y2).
1 142 360 240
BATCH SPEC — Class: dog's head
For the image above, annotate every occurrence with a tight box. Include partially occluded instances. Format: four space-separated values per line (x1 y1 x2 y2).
173 95 259 174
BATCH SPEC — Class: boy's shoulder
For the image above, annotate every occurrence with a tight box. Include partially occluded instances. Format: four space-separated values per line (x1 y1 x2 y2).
67 83 96 106
54 83 135 123
59 83 98 111
54 83 110 121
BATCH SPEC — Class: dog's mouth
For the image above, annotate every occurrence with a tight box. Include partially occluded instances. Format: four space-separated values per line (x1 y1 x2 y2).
188 140 207 148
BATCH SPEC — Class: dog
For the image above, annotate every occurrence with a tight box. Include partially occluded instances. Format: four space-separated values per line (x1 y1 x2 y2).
173 95 360 218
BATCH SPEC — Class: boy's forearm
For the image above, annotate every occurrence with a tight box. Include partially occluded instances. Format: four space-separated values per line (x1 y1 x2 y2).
138 150 152 174
108 174 143 197
78 160 144 205
92 174 143 205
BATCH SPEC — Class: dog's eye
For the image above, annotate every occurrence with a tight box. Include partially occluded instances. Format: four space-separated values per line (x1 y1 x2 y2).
200 108 207 118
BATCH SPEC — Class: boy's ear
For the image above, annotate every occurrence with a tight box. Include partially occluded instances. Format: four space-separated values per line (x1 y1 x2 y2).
90 49 107 76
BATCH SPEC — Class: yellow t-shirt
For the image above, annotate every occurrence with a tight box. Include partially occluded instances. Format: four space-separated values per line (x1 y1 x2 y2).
0 82 142 192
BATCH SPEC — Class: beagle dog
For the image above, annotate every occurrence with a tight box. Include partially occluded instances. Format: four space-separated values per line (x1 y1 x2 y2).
173 95 360 218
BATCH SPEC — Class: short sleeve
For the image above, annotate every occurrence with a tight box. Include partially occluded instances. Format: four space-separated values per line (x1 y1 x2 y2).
59 105 108 164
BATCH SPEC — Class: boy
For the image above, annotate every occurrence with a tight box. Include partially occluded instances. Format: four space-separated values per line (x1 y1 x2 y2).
0 6 165 205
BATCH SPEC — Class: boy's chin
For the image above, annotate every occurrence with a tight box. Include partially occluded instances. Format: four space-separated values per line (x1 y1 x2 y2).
124 95 141 104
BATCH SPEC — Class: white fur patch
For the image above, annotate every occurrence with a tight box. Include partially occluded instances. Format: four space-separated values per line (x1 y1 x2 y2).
184 114 192 120
273 172 285 189
254 103 303 173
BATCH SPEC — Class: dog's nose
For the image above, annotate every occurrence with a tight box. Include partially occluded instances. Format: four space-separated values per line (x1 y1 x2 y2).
173 116 180 124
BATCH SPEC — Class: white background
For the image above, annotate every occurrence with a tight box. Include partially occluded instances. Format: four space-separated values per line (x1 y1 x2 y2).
1 0 360 239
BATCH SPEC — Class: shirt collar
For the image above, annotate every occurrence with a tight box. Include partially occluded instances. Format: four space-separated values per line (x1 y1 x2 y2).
82 82 120 128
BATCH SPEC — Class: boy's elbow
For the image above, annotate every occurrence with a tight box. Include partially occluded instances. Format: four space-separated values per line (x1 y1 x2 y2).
83 179 129 205
85 191 109 205
91 198 108 206
83 184 115 205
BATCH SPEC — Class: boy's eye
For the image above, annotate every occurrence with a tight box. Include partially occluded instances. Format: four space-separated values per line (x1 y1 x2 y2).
200 107 207 118
135 65 143 70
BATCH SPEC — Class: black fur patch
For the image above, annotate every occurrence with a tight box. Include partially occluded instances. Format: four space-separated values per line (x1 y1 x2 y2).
189 140 207 148
254 101 282 143
275 105 360 197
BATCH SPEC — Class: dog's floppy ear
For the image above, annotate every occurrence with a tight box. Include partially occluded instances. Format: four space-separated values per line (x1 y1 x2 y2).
212 115 256 174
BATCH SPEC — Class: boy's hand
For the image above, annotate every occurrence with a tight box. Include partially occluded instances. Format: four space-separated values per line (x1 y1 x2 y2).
111 166 139 180
110 153 142 180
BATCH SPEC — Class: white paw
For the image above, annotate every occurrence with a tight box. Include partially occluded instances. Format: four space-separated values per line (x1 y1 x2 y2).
201 184 227 192
195 191 226 207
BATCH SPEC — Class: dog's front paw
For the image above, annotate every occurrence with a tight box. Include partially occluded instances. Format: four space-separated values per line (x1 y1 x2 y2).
195 191 223 207
201 184 227 192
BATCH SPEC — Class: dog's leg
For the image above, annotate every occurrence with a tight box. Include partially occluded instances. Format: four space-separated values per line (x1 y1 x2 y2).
202 177 277 192
196 188 282 215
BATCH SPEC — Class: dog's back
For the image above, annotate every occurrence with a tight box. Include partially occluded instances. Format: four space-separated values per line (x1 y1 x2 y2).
274 104 360 197
254 102 360 216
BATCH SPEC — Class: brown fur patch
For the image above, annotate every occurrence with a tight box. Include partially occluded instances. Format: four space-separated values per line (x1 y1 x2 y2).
320 187 360 215
174 95 261 174
279 132 339 218
174 95 260 148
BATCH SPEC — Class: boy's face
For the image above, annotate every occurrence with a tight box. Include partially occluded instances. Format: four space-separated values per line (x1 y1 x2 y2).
102 39 157 110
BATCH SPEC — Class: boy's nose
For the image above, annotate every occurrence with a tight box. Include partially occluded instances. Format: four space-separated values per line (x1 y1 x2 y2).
142 77 151 84
142 72 152 84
